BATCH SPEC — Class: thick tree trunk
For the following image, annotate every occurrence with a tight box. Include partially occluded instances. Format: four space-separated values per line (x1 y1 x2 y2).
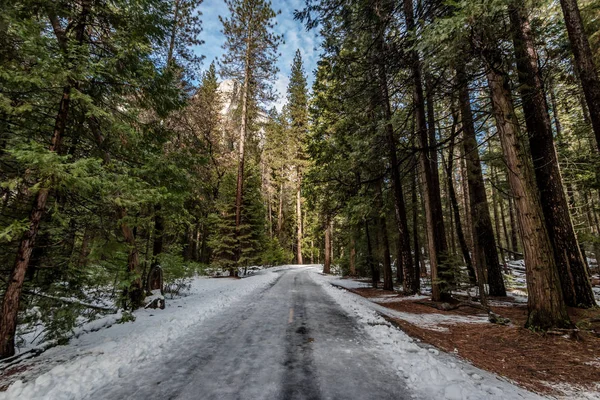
323 218 332 274
485 60 570 329
296 173 303 265
403 0 450 301
457 64 505 295
559 0 600 152
509 4 595 307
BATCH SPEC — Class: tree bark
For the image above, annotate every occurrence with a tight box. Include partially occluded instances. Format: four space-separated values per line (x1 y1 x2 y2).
403 0 450 301
509 3 595 307
484 57 570 329
559 0 600 152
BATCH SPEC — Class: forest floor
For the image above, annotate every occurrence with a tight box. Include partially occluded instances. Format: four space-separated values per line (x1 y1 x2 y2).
330 277 600 399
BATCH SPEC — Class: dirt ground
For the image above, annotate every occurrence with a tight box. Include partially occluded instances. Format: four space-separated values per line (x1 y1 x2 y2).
348 284 600 397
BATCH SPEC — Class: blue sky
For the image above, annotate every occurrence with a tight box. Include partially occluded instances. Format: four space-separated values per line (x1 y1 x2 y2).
196 0 321 110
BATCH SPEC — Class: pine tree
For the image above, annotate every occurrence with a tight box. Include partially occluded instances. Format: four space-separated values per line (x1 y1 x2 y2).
220 0 282 266
287 50 309 265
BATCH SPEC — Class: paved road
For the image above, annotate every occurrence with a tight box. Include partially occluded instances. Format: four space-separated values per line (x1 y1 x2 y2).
91 268 413 400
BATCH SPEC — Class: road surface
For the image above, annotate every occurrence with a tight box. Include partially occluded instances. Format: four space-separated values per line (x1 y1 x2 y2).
91 267 413 400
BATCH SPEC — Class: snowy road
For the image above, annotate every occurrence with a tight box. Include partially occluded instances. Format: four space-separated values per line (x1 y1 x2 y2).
91 267 410 400
2 266 543 400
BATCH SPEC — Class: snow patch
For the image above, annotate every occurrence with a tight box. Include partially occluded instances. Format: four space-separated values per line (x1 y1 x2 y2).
311 271 544 400
0 271 280 400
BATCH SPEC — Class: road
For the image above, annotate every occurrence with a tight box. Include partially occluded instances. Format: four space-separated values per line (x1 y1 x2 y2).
91 267 413 400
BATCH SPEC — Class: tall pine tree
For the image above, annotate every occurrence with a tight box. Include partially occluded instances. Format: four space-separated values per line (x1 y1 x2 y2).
220 0 282 266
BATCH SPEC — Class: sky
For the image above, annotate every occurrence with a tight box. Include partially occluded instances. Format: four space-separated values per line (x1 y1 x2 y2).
196 0 322 111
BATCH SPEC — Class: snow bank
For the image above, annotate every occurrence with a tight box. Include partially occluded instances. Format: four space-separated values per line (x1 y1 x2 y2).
1 271 280 400
310 272 544 400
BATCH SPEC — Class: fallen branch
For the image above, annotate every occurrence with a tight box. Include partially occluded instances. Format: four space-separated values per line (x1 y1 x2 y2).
23 290 116 312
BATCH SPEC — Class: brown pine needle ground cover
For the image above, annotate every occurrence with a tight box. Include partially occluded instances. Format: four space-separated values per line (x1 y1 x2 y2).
344 282 600 398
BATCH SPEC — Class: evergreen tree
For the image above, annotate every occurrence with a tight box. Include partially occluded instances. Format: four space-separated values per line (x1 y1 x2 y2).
286 50 309 265
219 0 282 266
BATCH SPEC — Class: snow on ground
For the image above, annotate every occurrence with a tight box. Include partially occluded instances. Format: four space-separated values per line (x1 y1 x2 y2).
330 278 488 332
312 271 544 400
547 383 600 400
0 269 284 400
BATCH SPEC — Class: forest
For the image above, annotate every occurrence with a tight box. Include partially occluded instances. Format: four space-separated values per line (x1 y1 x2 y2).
1 0 600 370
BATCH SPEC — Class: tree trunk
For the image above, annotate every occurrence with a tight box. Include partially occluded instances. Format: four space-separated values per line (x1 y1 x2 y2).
152 205 164 267
484 59 570 329
559 0 600 152
490 167 505 270
403 0 450 301
412 167 423 281
444 122 477 285
498 191 510 264
509 3 595 307
457 63 505 295
323 218 332 274
78 227 93 268
296 172 303 265
508 195 520 258
277 180 284 238
377 181 394 291
350 235 356 276
119 208 144 309
166 0 181 67
365 220 378 288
